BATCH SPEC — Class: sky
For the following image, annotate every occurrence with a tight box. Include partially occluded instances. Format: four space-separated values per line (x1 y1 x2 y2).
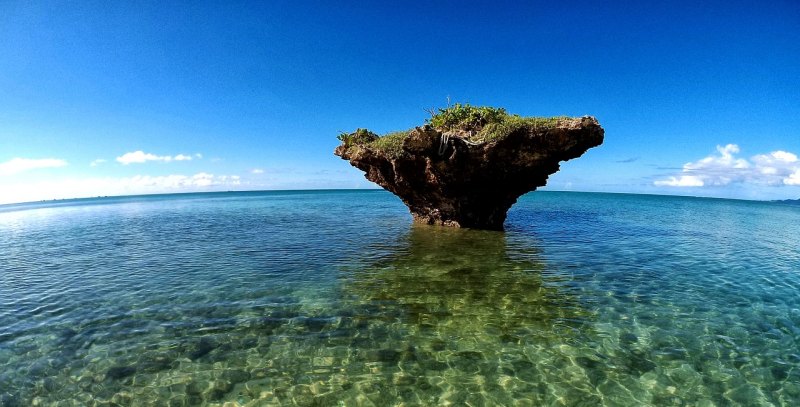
1 1 799 204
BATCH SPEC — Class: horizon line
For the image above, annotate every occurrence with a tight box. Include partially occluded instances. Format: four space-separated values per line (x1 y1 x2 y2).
1 187 790 209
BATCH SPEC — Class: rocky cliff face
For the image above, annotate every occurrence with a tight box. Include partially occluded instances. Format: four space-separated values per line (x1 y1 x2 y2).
335 116 604 230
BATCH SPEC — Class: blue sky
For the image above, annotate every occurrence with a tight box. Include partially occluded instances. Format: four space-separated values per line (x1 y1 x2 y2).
1 1 798 204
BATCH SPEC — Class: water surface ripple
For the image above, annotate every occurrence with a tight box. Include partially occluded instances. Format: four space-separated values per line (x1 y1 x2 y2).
1 191 798 406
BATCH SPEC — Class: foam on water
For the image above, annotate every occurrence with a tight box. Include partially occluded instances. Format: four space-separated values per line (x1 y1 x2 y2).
0 191 798 406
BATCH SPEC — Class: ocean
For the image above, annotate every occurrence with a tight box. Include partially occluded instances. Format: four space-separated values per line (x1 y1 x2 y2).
0 190 798 406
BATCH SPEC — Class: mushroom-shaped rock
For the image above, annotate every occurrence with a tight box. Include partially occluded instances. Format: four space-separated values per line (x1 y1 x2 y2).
335 107 604 230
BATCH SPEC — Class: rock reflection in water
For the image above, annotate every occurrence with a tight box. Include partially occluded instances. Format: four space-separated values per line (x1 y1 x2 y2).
342 225 588 343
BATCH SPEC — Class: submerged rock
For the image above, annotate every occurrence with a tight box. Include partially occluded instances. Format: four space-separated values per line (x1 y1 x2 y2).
335 107 603 230
105 365 137 380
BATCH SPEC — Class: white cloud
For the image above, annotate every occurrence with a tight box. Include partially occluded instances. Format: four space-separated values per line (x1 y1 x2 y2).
654 175 705 187
0 172 242 204
786 170 800 186
116 151 170 164
116 151 196 165
123 172 238 189
195 153 203 159
90 159 107 167
0 157 68 176
655 144 800 188
751 151 798 185
192 172 214 186
251 168 264 174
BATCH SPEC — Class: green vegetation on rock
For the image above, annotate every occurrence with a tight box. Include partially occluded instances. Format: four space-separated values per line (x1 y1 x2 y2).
427 103 508 132
476 115 569 142
338 103 570 158
370 130 411 156
427 103 568 141
337 128 377 149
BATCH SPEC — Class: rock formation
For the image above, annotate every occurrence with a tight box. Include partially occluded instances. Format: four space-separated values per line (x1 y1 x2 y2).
335 111 604 230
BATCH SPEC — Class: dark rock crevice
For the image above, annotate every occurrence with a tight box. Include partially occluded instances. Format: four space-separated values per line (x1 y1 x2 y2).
335 116 604 230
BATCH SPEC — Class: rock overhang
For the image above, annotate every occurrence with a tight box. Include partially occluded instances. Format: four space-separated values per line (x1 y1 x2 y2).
335 112 603 230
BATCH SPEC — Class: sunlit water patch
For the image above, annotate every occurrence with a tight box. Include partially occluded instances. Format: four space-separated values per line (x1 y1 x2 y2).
0 191 798 406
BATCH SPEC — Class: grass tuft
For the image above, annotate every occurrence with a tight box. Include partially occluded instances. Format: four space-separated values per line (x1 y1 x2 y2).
476 115 569 142
368 130 410 157
338 103 571 156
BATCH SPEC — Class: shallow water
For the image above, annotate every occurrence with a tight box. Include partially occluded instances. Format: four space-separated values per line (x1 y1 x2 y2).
0 190 798 406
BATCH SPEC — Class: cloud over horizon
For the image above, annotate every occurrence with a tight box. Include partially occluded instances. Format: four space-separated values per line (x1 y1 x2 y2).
125 172 240 188
116 151 199 165
0 158 68 176
655 144 800 187
0 172 242 204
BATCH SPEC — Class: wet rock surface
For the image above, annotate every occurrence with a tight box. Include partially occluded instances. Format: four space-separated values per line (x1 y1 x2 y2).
335 116 604 229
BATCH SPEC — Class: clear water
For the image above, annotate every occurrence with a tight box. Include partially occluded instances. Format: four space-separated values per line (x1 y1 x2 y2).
1 190 798 406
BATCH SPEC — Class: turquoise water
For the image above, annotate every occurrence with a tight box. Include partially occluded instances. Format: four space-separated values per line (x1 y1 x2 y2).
1 190 798 406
